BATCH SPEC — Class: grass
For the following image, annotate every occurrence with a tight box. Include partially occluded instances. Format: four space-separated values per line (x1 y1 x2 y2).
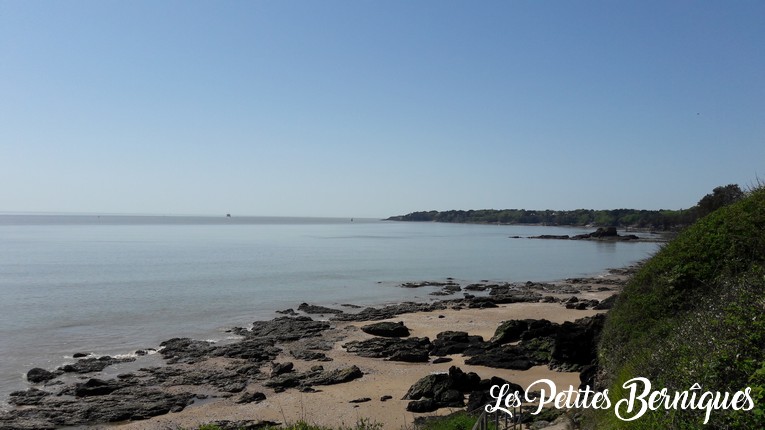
591 186 765 429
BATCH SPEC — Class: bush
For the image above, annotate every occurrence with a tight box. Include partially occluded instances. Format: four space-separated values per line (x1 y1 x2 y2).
593 187 765 428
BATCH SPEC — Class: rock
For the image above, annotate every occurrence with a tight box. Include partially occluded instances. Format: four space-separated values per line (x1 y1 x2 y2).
290 350 332 361
74 378 128 397
26 368 58 384
360 321 410 338
579 364 598 391
490 320 529 344
270 362 294 377
206 420 280 430
406 398 438 413
332 302 447 322
239 317 331 342
448 366 481 393
297 303 344 315
432 357 453 364
236 392 266 404
402 366 484 412
343 337 431 362
464 345 536 370
158 338 214 364
308 365 363 386
403 373 452 401
72 352 89 358
214 338 280 362
0 386 194 427
490 319 557 344
431 331 485 356
8 388 50 406
58 356 136 373
349 397 371 403
276 308 297 315
594 294 618 310
380 395 393 401
550 314 605 371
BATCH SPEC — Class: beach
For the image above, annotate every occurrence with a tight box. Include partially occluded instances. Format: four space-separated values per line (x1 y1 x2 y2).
1 267 630 430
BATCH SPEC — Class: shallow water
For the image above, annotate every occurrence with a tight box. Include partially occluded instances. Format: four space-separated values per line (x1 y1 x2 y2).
0 215 659 403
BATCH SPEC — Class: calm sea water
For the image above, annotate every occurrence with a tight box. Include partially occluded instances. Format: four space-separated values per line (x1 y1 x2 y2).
0 215 659 404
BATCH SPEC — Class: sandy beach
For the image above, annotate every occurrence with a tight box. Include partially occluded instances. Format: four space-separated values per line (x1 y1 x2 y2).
103 272 626 430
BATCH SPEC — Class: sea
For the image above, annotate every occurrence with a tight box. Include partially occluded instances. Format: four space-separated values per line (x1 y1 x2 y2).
0 215 660 406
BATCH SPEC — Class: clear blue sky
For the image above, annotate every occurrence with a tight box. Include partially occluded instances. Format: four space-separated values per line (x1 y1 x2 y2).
2 1 763 218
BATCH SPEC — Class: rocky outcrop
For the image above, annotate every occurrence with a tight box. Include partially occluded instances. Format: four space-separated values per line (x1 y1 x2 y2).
403 366 482 412
264 365 363 391
430 331 485 356
550 314 605 371
235 316 331 341
343 337 431 362
332 302 447 322
297 303 344 315
360 321 410 337
0 386 193 428
58 356 137 373
26 368 58 384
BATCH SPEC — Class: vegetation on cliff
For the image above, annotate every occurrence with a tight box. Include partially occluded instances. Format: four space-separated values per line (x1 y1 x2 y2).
388 184 745 231
591 185 765 428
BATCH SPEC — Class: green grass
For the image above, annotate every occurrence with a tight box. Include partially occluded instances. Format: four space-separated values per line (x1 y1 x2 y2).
592 187 765 429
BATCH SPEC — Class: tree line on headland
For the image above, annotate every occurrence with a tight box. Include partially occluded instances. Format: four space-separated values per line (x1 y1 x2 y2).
387 184 745 231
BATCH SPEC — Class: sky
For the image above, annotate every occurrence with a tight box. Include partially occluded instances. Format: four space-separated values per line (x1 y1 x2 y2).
1 1 763 218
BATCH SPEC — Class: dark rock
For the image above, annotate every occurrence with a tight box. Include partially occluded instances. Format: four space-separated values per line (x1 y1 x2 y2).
491 319 557 344
26 368 58 384
8 388 50 406
490 320 528 344
332 302 447 322
550 314 605 372
432 357 453 364
360 321 410 338
464 284 490 291
402 366 481 412
239 317 331 342
158 338 214 364
431 331 485 356
594 294 618 310
72 352 89 358
380 395 393 401
297 303 344 315
464 345 535 370
579 364 598 391
0 386 194 427
400 281 449 288
290 350 332 361
344 337 431 362
264 373 304 390
236 392 266 404
349 397 371 403
403 373 452 401
58 356 136 373
529 234 570 240
74 378 128 397
407 398 438 413
276 308 297 315
214 338 281 362
270 362 294 377
307 365 364 386
206 420 281 430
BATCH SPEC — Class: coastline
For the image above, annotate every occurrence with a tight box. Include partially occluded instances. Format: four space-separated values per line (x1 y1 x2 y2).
0 266 634 430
